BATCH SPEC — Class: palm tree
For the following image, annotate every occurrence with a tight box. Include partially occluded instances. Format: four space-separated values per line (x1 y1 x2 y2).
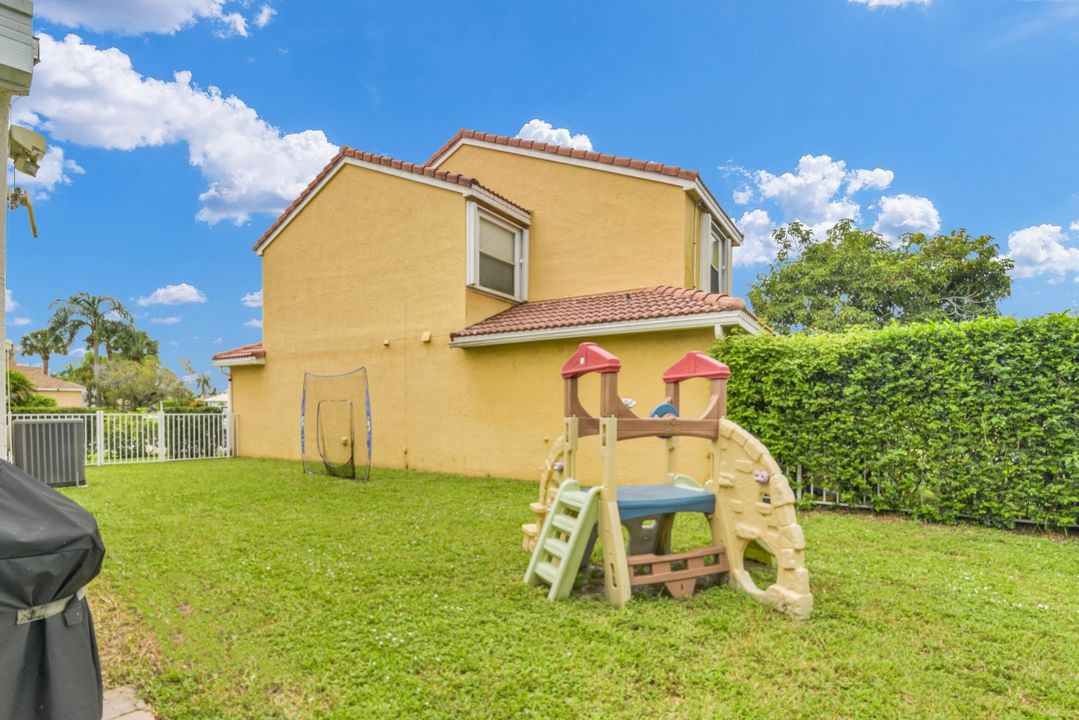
99 319 124 360
120 328 159 362
99 320 160 362
179 359 216 397
19 326 69 376
50 292 133 398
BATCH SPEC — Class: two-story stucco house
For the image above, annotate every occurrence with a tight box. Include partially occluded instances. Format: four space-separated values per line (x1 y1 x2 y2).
213 129 765 483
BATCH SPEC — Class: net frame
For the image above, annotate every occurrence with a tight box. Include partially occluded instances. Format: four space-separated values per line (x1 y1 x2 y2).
300 367 372 481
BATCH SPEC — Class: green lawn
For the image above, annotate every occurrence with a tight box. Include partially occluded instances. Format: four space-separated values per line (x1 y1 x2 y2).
70 459 1078 719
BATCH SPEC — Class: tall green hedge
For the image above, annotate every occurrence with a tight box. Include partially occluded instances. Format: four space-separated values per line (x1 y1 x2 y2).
712 315 1078 528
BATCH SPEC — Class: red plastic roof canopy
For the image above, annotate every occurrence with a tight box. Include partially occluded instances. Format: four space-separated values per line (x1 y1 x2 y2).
561 342 622 378
662 351 731 382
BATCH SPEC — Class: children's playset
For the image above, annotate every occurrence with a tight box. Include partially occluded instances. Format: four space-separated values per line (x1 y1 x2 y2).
523 342 813 619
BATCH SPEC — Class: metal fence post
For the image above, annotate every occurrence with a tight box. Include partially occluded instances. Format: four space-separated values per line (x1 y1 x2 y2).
157 410 166 462
228 414 237 457
95 410 104 466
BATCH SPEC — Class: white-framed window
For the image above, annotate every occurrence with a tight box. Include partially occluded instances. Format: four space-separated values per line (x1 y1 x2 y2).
699 213 731 295
466 201 528 302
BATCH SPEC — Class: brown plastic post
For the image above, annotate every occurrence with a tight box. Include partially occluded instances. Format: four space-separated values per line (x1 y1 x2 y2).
713 378 727 419
664 382 680 412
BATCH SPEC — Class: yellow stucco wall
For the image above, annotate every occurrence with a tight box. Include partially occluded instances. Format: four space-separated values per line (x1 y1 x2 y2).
437 144 705 299
230 155 725 483
231 325 720 484
37 388 85 407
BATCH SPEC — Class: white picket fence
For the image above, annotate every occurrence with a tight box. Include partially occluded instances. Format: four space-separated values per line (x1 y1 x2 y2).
11 411 236 466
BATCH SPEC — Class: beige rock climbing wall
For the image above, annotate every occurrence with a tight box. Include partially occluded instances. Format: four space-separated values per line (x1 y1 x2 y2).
706 418 813 619
522 436 568 552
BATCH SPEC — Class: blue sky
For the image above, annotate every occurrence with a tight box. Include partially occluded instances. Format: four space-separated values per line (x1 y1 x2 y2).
8 0 1079 384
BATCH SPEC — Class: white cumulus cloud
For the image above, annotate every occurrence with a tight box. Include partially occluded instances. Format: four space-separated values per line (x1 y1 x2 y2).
254 5 276 28
243 318 263 328
849 0 931 9
16 34 337 225
872 193 941 242
12 317 31 326
241 290 262 308
1006 224 1079 279
36 1 259 37
138 283 207 306
5 290 17 312
727 154 940 263
753 154 866 237
733 209 778 266
515 119 593 151
151 316 182 324
846 168 894 195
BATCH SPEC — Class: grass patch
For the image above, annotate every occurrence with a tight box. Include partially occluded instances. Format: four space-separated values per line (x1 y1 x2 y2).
69 459 1078 719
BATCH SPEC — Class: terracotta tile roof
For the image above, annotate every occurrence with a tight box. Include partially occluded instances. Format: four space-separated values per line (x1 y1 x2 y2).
425 129 704 182
252 146 530 253
451 286 748 339
211 343 265 362
12 364 85 391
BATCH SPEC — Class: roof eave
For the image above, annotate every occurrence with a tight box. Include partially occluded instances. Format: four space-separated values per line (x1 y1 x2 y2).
449 309 767 348
212 356 266 368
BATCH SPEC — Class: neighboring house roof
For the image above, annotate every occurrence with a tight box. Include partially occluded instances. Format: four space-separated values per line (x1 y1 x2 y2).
450 286 763 346
424 129 740 244
12 365 85 392
252 146 531 254
211 343 266 366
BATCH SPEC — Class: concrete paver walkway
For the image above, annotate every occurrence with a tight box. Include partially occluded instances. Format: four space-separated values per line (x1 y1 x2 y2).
102 686 154 720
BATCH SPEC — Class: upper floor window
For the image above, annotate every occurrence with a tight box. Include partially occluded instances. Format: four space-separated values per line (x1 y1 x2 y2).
700 215 732 295
467 202 529 302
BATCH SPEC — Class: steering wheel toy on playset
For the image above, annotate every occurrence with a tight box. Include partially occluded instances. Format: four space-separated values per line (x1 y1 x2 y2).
523 342 813 619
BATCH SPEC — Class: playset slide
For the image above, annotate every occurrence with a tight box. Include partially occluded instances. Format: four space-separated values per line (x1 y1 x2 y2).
523 342 813 619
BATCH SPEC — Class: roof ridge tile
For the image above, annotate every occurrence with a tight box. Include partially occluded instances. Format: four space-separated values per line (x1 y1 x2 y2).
422 128 705 185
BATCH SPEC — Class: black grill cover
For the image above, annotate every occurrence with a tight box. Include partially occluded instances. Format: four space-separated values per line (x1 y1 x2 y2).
0 460 105 720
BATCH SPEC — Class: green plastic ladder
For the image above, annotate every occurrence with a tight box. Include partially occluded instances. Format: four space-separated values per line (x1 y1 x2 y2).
524 479 601 600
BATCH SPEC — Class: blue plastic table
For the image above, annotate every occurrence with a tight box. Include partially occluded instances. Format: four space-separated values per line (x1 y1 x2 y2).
617 484 715 521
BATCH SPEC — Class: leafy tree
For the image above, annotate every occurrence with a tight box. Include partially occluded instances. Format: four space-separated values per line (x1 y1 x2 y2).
94 357 194 410
903 229 1015 321
50 292 133 400
19 326 69 376
179 359 216 396
748 221 1014 333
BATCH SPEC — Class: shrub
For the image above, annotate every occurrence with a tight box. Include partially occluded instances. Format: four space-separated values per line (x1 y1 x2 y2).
161 399 223 414
712 314 1078 527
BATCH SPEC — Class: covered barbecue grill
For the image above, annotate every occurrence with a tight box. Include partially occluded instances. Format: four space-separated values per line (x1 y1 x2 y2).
0 460 105 720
